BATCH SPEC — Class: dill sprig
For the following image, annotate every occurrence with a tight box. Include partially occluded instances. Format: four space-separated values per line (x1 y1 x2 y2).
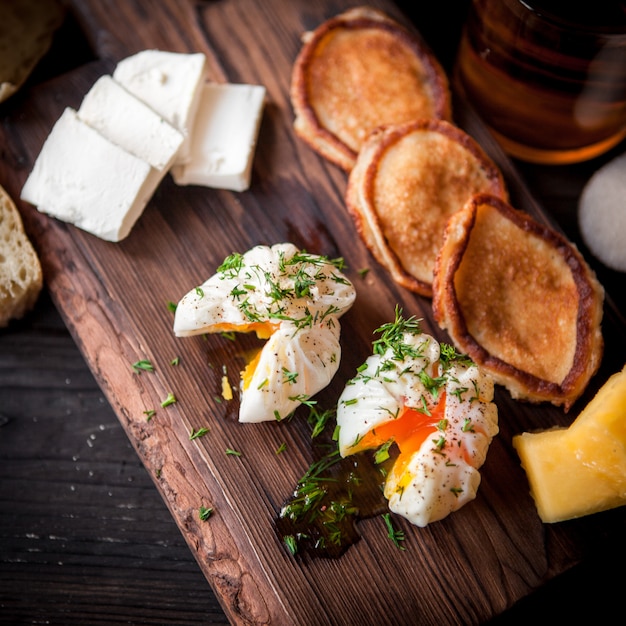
198 506 214 521
439 342 474 369
307 405 336 439
212 248 352 332
372 306 424 362
280 450 342 523
382 513 406 550
132 359 154 373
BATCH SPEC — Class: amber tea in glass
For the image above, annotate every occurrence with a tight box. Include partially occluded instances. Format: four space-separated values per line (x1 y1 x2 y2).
455 0 626 164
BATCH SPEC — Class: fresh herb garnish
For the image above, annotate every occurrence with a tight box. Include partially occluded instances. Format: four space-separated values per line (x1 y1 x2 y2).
199 506 214 521
440 342 474 369
283 534 298 555
432 435 447 453
282 367 299 385
382 513 405 550
161 392 177 407
307 405 335 439
372 306 424 363
132 359 154 373
280 450 342 523
462 418 475 433
374 439 394 464
189 427 210 440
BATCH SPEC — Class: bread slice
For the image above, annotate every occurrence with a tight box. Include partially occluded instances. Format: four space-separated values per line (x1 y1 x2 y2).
345 119 507 296
432 193 604 410
0 0 65 102
0 184 43 326
290 6 451 171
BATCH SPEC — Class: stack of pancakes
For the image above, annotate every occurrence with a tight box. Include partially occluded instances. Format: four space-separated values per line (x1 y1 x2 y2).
290 6 604 410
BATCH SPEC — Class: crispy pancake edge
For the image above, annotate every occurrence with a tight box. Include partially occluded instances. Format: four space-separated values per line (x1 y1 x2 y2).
432 193 604 410
290 6 451 171
346 119 507 297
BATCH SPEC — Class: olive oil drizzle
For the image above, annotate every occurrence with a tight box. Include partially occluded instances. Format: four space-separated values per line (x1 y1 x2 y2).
276 425 396 559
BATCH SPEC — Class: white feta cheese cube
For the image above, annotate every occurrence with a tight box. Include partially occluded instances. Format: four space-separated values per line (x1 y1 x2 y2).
78 75 183 171
113 50 206 166
21 108 159 242
170 83 266 192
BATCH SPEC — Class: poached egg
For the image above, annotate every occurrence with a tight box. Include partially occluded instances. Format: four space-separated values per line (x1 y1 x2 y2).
174 243 356 422
337 308 498 527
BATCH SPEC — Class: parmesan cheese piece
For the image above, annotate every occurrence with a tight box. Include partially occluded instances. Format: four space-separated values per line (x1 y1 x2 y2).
21 108 158 242
112 50 206 166
170 83 266 191
78 75 184 171
513 365 626 523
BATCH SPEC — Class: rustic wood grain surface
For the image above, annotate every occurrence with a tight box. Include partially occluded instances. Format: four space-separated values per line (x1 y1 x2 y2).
1 1 625 624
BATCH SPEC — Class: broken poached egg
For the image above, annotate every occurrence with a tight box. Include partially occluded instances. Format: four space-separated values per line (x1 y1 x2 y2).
336 308 498 527
174 243 356 422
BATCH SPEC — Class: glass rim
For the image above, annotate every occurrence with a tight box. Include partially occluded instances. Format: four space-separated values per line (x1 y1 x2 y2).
517 0 626 37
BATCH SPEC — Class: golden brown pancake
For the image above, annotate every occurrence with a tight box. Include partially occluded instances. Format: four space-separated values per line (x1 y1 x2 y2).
345 119 507 296
432 193 604 410
290 6 451 171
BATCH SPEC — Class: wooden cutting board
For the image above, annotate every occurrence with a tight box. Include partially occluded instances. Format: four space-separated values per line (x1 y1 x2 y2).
2 1 625 623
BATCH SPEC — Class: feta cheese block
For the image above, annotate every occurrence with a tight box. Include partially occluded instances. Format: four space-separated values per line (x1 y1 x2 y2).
112 50 206 166
78 74 184 171
170 83 266 191
21 107 159 242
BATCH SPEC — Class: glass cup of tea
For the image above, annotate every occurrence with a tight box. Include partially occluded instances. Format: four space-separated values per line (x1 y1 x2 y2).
454 0 626 164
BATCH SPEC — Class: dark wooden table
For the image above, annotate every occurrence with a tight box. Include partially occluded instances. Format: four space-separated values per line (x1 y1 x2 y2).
2 2 625 624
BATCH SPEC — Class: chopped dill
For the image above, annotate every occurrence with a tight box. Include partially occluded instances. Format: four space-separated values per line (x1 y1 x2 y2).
382 513 405 550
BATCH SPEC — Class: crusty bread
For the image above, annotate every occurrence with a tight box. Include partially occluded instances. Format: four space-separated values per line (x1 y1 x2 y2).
0 0 65 103
432 193 604 410
290 6 451 171
345 119 507 296
0 184 43 327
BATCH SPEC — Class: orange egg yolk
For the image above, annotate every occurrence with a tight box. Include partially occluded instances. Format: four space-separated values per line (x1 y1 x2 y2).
241 348 263 391
214 321 277 392
354 393 447 476
210 321 276 339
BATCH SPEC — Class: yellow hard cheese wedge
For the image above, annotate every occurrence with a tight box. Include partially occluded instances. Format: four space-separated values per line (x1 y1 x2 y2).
513 365 626 523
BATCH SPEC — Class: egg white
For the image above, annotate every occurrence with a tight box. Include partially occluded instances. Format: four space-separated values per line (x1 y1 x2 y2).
337 328 498 527
174 243 356 422
239 319 341 423
337 332 440 455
